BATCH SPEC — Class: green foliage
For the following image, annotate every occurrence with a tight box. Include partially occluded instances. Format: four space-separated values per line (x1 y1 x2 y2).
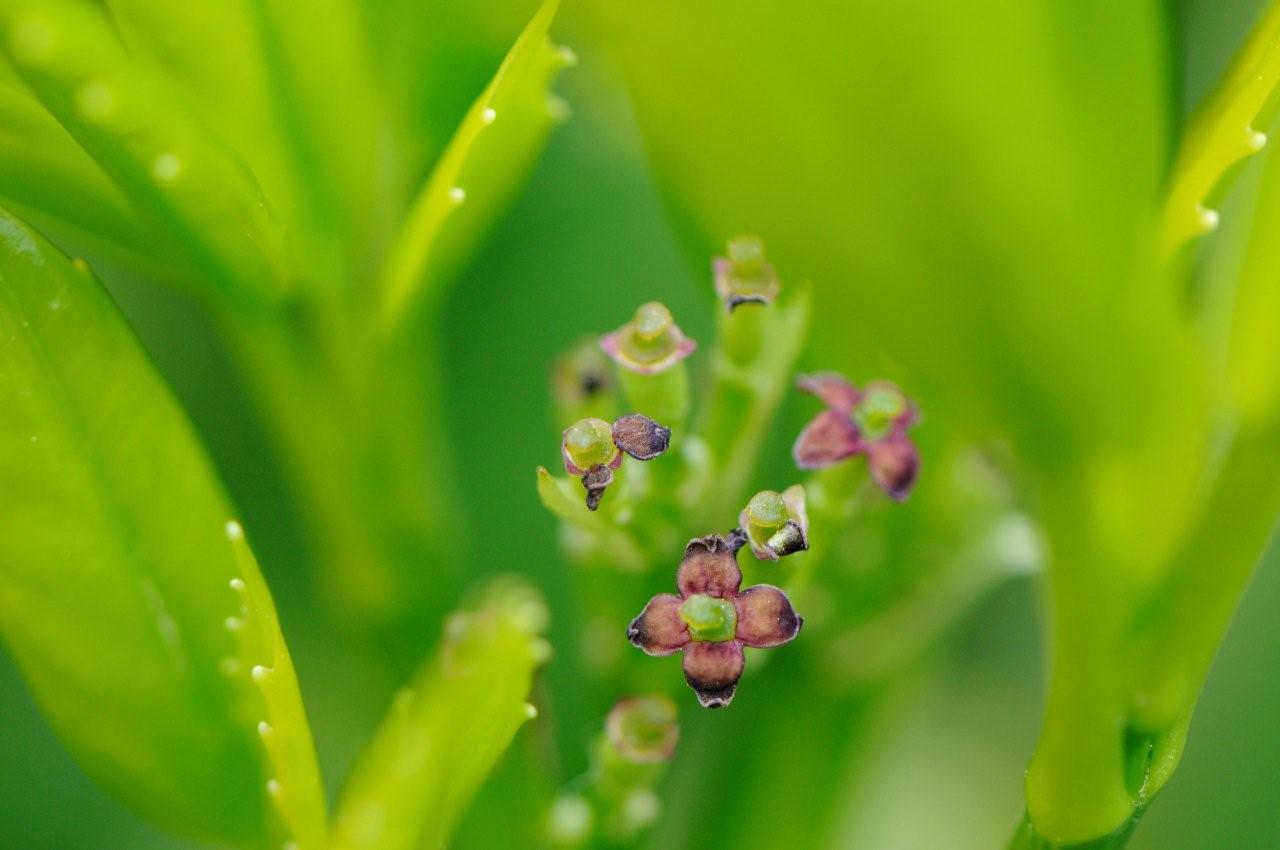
378 0 573 328
0 208 325 848
0 0 288 306
330 581 550 850
579 0 1280 843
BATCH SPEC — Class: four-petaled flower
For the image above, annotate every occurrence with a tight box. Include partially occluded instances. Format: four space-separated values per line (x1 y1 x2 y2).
627 535 802 708
792 372 920 501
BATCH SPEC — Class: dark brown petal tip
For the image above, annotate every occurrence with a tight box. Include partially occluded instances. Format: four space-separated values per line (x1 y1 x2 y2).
868 431 920 501
611 413 672 461
683 641 745 709
627 594 690 655
796 372 862 413
581 464 613 511
677 535 743 598
735 585 802 648
793 410 865 469
766 519 809 558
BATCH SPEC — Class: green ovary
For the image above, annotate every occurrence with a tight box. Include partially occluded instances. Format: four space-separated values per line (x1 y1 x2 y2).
746 489 786 544
853 387 905 440
679 594 737 642
620 302 678 365
563 418 617 469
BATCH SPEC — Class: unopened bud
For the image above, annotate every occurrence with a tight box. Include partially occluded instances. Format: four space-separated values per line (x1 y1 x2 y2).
738 485 809 560
606 694 680 763
714 235 780 310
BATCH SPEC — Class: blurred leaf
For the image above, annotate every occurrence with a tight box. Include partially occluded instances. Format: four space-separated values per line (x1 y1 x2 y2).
100 0 363 279
535 465 646 569
0 207 325 849
377 0 573 329
1160 0 1280 260
330 580 551 850
0 79 159 266
0 0 287 307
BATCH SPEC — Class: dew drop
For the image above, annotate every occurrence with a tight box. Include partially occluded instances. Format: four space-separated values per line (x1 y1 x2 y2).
225 520 244 540
448 186 466 204
251 664 271 682
152 152 183 183
482 107 497 124
1198 206 1220 232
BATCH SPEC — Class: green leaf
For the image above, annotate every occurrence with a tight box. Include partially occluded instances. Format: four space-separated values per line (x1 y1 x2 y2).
101 0 382 283
0 79 159 265
1159 0 1280 260
376 0 573 330
0 207 325 849
330 579 551 850
535 466 646 570
0 0 288 307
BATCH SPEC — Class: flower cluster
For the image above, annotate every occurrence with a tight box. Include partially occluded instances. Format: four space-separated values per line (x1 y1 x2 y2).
541 235 921 710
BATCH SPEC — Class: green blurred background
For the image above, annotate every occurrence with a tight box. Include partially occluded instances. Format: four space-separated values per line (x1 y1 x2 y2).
3 0 1278 847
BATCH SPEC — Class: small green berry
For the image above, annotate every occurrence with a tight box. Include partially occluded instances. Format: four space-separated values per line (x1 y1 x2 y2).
562 418 618 471
853 386 907 441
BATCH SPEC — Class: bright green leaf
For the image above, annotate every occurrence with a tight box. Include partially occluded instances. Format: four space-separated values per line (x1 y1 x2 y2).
0 0 288 307
330 579 551 850
0 207 325 849
377 0 573 330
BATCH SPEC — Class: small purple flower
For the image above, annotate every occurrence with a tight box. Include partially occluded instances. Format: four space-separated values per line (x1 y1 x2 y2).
792 372 920 501
627 535 802 708
599 302 697 375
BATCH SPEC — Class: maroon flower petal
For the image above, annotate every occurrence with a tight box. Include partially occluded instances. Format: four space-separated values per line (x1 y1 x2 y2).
582 464 613 511
792 410 865 469
796 372 862 413
676 535 743 598
682 640 745 708
735 585 803 648
867 430 920 501
627 594 690 655
612 413 672 460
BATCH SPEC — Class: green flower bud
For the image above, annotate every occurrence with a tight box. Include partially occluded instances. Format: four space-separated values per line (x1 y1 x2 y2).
679 593 738 642
714 234 780 310
562 418 620 473
547 794 594 846
605 695 680 763
738 485 810 560
552 337 616 422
